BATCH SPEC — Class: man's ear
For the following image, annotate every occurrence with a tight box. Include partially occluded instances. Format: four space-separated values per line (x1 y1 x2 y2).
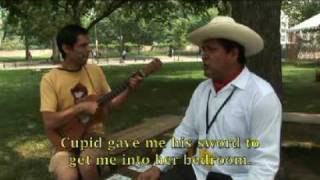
229 48 239 62
62 44 72 54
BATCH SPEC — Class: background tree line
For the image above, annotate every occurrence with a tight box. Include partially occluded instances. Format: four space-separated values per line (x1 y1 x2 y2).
1 0 320 99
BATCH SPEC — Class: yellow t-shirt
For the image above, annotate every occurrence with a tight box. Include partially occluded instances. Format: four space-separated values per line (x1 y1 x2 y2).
40 64 111 134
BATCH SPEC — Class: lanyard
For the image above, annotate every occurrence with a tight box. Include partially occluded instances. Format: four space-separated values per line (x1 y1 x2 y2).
206 86 237 135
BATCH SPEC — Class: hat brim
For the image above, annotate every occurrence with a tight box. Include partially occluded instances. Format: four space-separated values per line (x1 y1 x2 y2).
187 22 264 57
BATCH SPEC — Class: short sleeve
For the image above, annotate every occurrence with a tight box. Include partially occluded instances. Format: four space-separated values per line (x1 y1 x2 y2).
98 67 111 94
40 75 57 112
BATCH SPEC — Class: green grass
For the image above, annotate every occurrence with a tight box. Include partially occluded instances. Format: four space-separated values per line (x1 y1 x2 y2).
97 50 168 59
0 56 50 62
283 147 320 178
282 63 320 112
0 62 319 179
0 62 204 180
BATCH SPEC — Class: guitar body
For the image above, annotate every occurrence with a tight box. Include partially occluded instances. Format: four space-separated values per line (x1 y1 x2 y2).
46 58 162 152
47 94 106 152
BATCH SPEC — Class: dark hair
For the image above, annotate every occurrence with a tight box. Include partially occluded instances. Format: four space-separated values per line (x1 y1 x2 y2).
56 24 88 58
216 38 246 65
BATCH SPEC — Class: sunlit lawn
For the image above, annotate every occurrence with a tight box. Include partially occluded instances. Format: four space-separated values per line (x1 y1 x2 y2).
0 56 51 62
0 61 319 179
282 62 320 112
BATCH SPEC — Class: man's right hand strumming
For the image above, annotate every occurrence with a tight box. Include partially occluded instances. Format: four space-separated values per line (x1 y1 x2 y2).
42 100 99 129
77 101 98 115
137 166 161 180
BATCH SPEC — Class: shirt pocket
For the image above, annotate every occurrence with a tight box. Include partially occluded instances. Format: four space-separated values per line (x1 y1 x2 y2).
222 108 248 138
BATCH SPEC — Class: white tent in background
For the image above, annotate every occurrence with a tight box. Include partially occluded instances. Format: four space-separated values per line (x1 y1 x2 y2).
286 13 320 60
288 13 320 32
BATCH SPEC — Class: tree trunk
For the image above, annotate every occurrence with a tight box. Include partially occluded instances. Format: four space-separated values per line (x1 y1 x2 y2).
71 0 81 25
231 0 283 99
24 35 30 61
51 36 60 62
2 30 6 42
72 10 81 25
94 24 99 52
217 0 232 16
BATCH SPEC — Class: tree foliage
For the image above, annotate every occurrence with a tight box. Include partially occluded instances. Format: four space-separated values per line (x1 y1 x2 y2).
0 0 219 52
282 0 320 26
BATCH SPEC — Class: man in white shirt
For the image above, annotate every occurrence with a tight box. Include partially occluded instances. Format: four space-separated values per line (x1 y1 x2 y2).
138 16 282 180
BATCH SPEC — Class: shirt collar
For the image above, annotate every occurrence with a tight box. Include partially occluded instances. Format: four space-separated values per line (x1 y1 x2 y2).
230 66 250 90
210 66 250 94
213 66 244 92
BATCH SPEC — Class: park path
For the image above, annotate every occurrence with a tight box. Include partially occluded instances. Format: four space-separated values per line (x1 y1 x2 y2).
0 55 202 71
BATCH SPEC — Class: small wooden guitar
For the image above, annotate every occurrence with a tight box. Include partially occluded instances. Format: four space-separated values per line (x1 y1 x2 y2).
46 58 162 151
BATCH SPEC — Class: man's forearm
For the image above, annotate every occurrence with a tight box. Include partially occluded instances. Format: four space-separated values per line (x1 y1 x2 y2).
108 88 131 110
42 103 83 129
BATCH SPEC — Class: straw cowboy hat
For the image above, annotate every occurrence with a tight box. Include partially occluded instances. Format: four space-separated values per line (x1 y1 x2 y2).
187 16 264 56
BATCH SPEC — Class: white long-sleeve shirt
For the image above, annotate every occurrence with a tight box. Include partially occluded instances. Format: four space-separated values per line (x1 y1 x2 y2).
156 67 282 180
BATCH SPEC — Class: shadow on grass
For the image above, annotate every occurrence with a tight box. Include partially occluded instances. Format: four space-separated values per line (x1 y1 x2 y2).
282 146 320 179
0 62 205 179
1 62 320 179
0 138 52 180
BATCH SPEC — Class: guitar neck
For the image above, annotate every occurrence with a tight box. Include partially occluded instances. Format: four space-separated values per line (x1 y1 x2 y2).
97 58 162 106
97 80 129 106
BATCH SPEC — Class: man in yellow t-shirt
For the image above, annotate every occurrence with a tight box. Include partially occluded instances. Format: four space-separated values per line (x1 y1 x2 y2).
40 25 143 180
